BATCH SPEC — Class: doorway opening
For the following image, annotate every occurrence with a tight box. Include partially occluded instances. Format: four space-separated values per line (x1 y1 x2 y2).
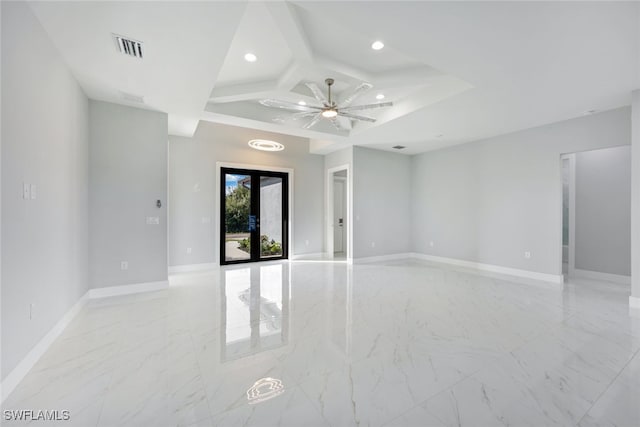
221 167 289 265
333 170 347 259
561 154 575 280
326 165 350 261
560 146 631 284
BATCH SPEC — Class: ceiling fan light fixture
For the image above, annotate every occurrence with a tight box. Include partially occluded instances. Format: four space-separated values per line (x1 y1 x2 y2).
248 139 284 152
321 109 338 118
244 53 257 62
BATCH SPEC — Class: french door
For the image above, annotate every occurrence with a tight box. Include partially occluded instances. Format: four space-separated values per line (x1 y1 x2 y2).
220 167 288 265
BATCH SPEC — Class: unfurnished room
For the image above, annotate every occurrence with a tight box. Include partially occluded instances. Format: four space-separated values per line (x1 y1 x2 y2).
1 1 640 426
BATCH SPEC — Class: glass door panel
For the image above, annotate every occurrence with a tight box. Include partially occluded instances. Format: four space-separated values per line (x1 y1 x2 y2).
224 173 252 262
259 176 284 259
221 168 288 265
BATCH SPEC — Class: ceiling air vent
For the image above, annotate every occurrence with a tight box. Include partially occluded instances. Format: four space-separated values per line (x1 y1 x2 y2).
120 91 144 104
392 145 406 150
113 34 143 59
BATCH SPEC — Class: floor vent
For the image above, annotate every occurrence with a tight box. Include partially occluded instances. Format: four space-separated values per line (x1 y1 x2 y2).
113 34 143 59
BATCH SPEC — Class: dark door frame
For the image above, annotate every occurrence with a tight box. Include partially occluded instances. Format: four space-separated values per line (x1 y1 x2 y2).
220 167 289 265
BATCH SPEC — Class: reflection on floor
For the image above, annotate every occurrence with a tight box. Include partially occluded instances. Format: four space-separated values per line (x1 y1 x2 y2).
2 259 639 426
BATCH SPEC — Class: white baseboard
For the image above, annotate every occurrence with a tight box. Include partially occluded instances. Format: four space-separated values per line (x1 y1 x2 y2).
1 280 170 403
168 263 217 274
88 280 169 299
354 253 414 264
572 268 631 285
629 296 640 309
410 253 564 285
290 252 326 260
1 291 89 403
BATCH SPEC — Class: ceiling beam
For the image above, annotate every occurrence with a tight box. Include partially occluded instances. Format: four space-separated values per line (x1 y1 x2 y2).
210 80 280 103
265 2 314 61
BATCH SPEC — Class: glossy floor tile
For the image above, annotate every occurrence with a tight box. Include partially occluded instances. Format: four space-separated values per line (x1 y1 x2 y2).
3 259 639 426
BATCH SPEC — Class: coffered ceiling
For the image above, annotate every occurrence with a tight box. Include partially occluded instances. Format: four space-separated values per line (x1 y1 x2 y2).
28 1 640 154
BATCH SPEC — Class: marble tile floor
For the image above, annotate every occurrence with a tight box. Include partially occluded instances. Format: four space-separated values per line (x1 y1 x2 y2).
2 259 639 427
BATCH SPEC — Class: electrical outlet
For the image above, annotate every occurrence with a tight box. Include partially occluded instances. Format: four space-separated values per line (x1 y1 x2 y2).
305 240 309 246
371 241 376 248
429 241 434 247
23 183 30 200
187 247 192 254
524 251 531 259
121 261 128 270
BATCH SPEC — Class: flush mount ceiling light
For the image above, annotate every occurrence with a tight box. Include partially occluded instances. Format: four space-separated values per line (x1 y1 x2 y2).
248 139 284 152
244 53 257 62
321 109 338 118
371 40 385 50
298 100 307 106
376 94 385 100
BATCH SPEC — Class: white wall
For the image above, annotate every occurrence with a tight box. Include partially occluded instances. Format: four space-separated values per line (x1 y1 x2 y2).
411 107 631 275
632 90 640 301
1 2 89 379
353 147 412 258
325 146 353 171
168 122 323 267
575 146 631 276
89 101 168 288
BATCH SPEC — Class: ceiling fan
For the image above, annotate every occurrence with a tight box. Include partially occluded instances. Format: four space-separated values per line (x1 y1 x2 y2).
259 78 392 131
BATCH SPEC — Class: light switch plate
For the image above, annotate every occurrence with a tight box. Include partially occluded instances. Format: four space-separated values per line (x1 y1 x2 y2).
30 184 37 199
146 217 160 225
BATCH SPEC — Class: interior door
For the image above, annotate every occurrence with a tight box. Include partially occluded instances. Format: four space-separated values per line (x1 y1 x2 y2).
221 167 288 265
333 179 345 253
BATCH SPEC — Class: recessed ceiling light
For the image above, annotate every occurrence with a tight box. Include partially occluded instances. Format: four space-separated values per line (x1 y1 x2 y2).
244 53 257 62
248 139 284 152
376 94 385 100
371 40 384 50
298 101 306 106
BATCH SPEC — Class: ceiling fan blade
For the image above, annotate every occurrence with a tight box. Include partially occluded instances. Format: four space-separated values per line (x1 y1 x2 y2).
338 82 373 108
291 111 320 120
340 101 393 112
303 113 323 129
259 99 322 112
273 111 319 123
330 117 350 132
305 83 328 106
338 111 376 123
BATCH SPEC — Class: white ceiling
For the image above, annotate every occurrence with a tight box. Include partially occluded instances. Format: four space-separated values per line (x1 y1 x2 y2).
28 1 640 154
